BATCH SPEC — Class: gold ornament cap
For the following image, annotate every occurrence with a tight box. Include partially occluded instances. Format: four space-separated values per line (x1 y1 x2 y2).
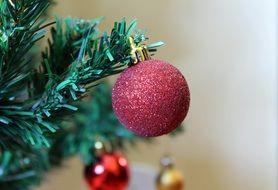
129 37 151 64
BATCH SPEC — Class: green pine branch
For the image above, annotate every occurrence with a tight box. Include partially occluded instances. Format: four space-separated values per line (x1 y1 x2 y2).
0 0 54 150
0 0 162 150
32 18 142 121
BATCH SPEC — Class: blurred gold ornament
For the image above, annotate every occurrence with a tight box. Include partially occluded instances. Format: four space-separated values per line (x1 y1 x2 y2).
156 156 185 190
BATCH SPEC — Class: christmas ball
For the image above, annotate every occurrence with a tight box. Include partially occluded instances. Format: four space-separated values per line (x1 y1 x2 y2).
156 168 184 190
112 59 190 137
156 156 185 190
84 152 130 190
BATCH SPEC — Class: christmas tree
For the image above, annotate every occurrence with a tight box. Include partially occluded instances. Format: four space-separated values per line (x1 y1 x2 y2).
0 1 190 190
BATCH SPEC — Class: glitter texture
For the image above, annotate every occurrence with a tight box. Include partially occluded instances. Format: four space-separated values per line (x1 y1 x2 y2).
112 59 190 137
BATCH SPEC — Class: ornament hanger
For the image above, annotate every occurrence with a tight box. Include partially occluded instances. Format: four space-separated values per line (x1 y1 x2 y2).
129 37 151 64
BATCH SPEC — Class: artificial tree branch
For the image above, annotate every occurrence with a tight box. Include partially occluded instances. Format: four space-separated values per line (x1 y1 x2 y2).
0 0 162 149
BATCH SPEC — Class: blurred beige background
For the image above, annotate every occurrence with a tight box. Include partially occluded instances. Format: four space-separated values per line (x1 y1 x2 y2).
38 0 277 190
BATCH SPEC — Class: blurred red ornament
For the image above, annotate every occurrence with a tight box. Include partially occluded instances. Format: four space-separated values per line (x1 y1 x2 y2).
112 59 190 137
84 152 130 190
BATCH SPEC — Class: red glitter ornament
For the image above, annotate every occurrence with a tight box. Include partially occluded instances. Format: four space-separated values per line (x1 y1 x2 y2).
112 59 190 137
84 152 130 190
